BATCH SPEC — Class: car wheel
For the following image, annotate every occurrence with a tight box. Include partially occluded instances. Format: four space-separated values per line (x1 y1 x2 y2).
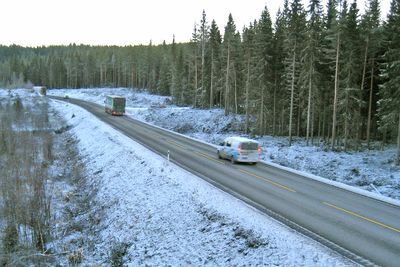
217 151 222 159
231 156 236 164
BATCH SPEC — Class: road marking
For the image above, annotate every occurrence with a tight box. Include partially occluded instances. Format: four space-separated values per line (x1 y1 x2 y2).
167 140 186 149
322 201 400 234
196 151 225 165
239 169 296 193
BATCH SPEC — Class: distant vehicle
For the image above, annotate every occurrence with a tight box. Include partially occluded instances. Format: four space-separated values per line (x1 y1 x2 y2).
105 95 126 116
217 137 261 164
34 86 47 96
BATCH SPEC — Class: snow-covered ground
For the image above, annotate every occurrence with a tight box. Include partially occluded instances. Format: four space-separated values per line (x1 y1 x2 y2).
49 88 400 200
49 96 354 266
2 88 358 265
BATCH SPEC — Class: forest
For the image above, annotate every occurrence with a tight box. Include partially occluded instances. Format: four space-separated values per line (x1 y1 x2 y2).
0 0 399 157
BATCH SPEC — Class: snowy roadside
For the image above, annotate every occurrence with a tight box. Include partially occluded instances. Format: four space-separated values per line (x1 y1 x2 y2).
48 88 400 200
49 98 354 266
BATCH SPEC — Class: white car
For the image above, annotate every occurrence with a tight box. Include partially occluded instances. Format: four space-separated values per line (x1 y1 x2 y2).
217 137 261 164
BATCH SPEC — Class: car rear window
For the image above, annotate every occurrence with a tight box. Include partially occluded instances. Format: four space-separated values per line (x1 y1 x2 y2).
241 142 258 150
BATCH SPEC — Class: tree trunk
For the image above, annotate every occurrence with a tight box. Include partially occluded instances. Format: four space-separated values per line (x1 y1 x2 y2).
360 37 369 141
306 62 313 145
367 58 375 148
273 77 277 136
234 70 238 114
210 50 214 108
281 108 285 135
194 50 198 108
224 45 230 115
288 46 296 146
397 114 400 165
260 84 264 135
245 58 250 134
344 90 349 151
331 33 340 150
201 31 205 99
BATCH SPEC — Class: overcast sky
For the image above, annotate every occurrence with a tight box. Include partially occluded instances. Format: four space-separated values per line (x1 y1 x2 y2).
0 0 391 47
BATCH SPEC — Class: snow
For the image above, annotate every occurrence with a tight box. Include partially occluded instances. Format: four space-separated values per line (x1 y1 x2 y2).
46 96 354 266
48 88 400 201
1 85 397 265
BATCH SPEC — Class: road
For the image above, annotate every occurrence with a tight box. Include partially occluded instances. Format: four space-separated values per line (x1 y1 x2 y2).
51 96 400 267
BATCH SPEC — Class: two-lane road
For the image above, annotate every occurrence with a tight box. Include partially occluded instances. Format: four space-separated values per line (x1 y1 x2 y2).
52 96 400 266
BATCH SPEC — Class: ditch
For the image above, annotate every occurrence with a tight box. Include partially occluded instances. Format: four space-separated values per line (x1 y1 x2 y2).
0 92 91 266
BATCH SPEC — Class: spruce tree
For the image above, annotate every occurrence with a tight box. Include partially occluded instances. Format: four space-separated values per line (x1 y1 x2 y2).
199 10 210 107
379 0 400 164
254 6 274 135
285 0 307 145
207 20 222 108
222 14 237 115
272 8 289 136
301 0 324 145
360 0 382 146
242 23 256 134
340 0 362 150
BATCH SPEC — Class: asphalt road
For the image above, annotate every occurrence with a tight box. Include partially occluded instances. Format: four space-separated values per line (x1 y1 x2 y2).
51 96 400 267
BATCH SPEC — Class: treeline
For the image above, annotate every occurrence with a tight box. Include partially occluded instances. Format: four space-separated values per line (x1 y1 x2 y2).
1 0 399 156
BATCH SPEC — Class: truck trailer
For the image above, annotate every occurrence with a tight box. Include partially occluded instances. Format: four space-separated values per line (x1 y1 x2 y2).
105 95 126 116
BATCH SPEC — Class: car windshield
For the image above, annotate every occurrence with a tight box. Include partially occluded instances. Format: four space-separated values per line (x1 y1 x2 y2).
241 142 258 150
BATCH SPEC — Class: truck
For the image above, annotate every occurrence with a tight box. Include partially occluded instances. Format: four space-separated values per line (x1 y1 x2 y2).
105 95 126 116
34 86 47 96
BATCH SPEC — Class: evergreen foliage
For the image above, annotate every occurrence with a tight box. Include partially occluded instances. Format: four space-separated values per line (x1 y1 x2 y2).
379 0 400 163
0 1 398 155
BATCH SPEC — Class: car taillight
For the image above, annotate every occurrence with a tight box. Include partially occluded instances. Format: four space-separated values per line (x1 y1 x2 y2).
237 144 241 152
258 146 262 153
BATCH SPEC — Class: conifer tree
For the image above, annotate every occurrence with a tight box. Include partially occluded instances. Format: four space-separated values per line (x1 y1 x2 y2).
272 8 289 136
360 0 382 146
242 23 256 134
254 6 274 135
339 0 362 150
301 0 324 145
285 0 307 145
207 20 222 108
222 14 237 115
199 10 210 107
379 0 400 164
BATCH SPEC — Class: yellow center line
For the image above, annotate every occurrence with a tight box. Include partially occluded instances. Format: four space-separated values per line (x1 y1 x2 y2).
167 140 186 149
239 169 296 193
322 201 400 234
196 151 225 165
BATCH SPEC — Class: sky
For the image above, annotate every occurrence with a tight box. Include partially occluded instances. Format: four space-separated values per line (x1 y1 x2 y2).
0 0 391 47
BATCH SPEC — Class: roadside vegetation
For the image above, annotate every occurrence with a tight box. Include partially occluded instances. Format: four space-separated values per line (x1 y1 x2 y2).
0 95 54 265
0 92 89 265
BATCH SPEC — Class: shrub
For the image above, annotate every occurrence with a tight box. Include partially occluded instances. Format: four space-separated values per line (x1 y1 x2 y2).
111 243 129 267
67 248 84 265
